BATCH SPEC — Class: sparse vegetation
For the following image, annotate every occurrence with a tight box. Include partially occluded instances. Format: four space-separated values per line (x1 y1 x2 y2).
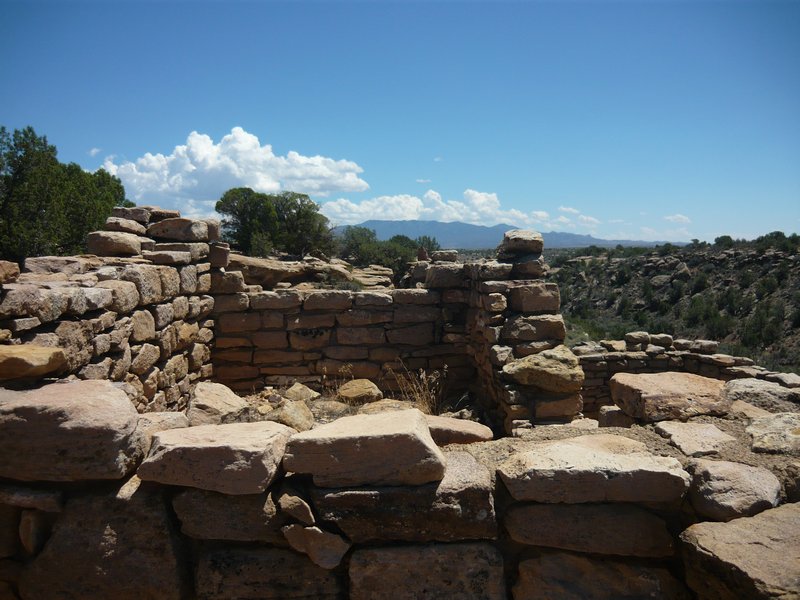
389 364 449 415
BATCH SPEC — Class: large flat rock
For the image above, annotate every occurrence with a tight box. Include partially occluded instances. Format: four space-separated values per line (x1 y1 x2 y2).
0 380 143 481
425 414 494 445
687 458 781 522
349 543 505 600
138 421 294 494
282 409 446 487
506 503 675 557
747 413 800 455
723 378 800 413
0 345 67 380
310 451 495 543
502 345 584 393
514 550 690 600
655 421 736 457
18 477 187 600
610 372 728 422
186 381 251 426
498 434 689 503
196 547 341 599
681 502 800 599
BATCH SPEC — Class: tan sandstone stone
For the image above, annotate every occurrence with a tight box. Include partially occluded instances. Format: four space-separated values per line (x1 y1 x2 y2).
425 414 494 445
502 345 585 393
186 381 251 426
0 345 66 380
86 231 142 256
282 524 351 569
336 378 383 404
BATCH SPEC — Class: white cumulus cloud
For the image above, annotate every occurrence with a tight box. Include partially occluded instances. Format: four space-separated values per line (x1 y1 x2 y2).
664 213 691 224
103 127 369 211
559 206 580 214
88 147 101 157
579 215 601 226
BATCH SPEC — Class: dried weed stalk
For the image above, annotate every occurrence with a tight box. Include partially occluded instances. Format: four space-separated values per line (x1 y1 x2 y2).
389 363 448 415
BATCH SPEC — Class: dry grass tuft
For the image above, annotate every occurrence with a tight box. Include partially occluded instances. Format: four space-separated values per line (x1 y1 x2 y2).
389 364 448 415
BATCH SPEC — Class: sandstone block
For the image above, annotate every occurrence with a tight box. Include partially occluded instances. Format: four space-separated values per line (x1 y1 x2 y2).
511 254 548 277
303 290 353 310
386 323 434 345
0 260 20 283
655 421 736 457
282 524 351 569
723 378 800 413
0 484 62 513
146 217 209 241
142 250 192 265
0 345 66 381
112 205 151 223
508 282 560 313
514 551 689 600
249 290 303 309
289 329 331 350
502 345 584 393
390 289 440 304
502 314 566 342
310 451 495 543
120 264 163 305
187 381 251 426
610 372 728 422
172 488 286 542
284 382 320 403
681 502 800 600
506 503 674 557
625 330 651 345
95 279 140 312
0 380 142 481
135 411 189 453
747 413 800 455
196 547 341 600
349 543 505 600
18 477 186 600
336 308 393 326
425 414 493 445
498 434 689 503
130 309 156 342
498 229 544 256
86 231 142 256
138 421 294 494
337 326 385 345
283 409 446 487
424 262 465 288
337 379 383 404
687 458 781 522
264 400 315 432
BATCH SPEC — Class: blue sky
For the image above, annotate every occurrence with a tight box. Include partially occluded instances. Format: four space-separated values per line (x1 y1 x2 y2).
2 0 799 242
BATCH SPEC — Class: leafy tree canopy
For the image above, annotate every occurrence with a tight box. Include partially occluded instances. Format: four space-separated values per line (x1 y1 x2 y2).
336 225 441 277
215 188 334 256
0 125 128 262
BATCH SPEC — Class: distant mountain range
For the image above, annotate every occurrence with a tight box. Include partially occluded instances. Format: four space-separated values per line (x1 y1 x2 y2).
333 220 679 250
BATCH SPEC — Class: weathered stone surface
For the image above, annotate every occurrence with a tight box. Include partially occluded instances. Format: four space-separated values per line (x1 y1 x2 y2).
196 547 341 599
0 380 142 481
310 451 495 543
598 405 635 428
731 400 772 420
147 217 209 242
172 488 286 542
0 260 20 283
336 378 383 404
0 285 67 322
0 345 66 380
283 409 446 487
284 382 320 403
747 413 800 455
724 378 800 413
514 551 690 600
681 502 800 599
506 503 674 557
356 398 415 414
0 505 19 558
498 434 689 503
96 279 140 312
502 345 584 393
138 421 294 494
498 229 544 255
349 543 505 600
610 372 728 422
105 216 147 234
512 254 548 277
186 381 251 426
86 231 142 256
130 309 156 342
136 412 189 453
424 262 465 288
282 524 351 569
264 400 315 432
275 481 315 524
502 314 566 342
655 421 736 457
142 250 192 265
0 484 62 513
303 290 353 310
112 205 152 223
18 477 187 600
120 264 163 305
508 282 560 313
687 459 781 522
425 415 493 445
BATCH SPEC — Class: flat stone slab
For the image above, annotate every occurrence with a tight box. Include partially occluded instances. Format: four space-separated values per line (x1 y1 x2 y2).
0 380 143 481
349 543 505 600
687 458 781 522
681 502 800 599
498 434 689 504
0 344 67 380
655 421 736 457
282 409 446 487
514 551 690 600
724 378 800 413
138 421 295 494
747 413 800 455
425 415 493 445
502 345 584 393
610 372 728 422
186 381 250 426
196 547 341 600
310 451 495 543
506 503 675 557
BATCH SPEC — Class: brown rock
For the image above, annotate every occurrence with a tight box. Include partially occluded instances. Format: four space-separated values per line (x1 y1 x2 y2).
336 379 383 404
227 255 311 288
18 477 187 600
282 524 351 569
146 217 209 241
655 421 736 457
502 314 566 342
598 405 635 428
508 282 560 313
610 372 728 422
105 216 147 235
349 543 505 600
86 231 142 256
0 484 62 513
357 398 415 414
425 414 493 445
283 409 446 487
747 413 800 455
96 279 140 312
0 345 66 381
283 382 320 403
681 502 800 599
138 421 294 495
195 547 341 599
514 551 689 600
135 412 189 454
310 451 495 543
120 264 164 305
130 309 156 342
186 381 251 426
264 400 315 432
498 434 689 504
0 380 143 482
724 378 800 413
0 505 19 558
386 323 434 345
424 262 465 288
502 345 585 393
498 229 544 255
0 261 20 283
506 503 674 557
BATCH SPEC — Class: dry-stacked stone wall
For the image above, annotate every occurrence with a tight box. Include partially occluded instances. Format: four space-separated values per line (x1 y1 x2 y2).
0 206 220 411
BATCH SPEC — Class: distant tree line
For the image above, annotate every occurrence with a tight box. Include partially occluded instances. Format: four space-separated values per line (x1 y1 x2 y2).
0 125 130 262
